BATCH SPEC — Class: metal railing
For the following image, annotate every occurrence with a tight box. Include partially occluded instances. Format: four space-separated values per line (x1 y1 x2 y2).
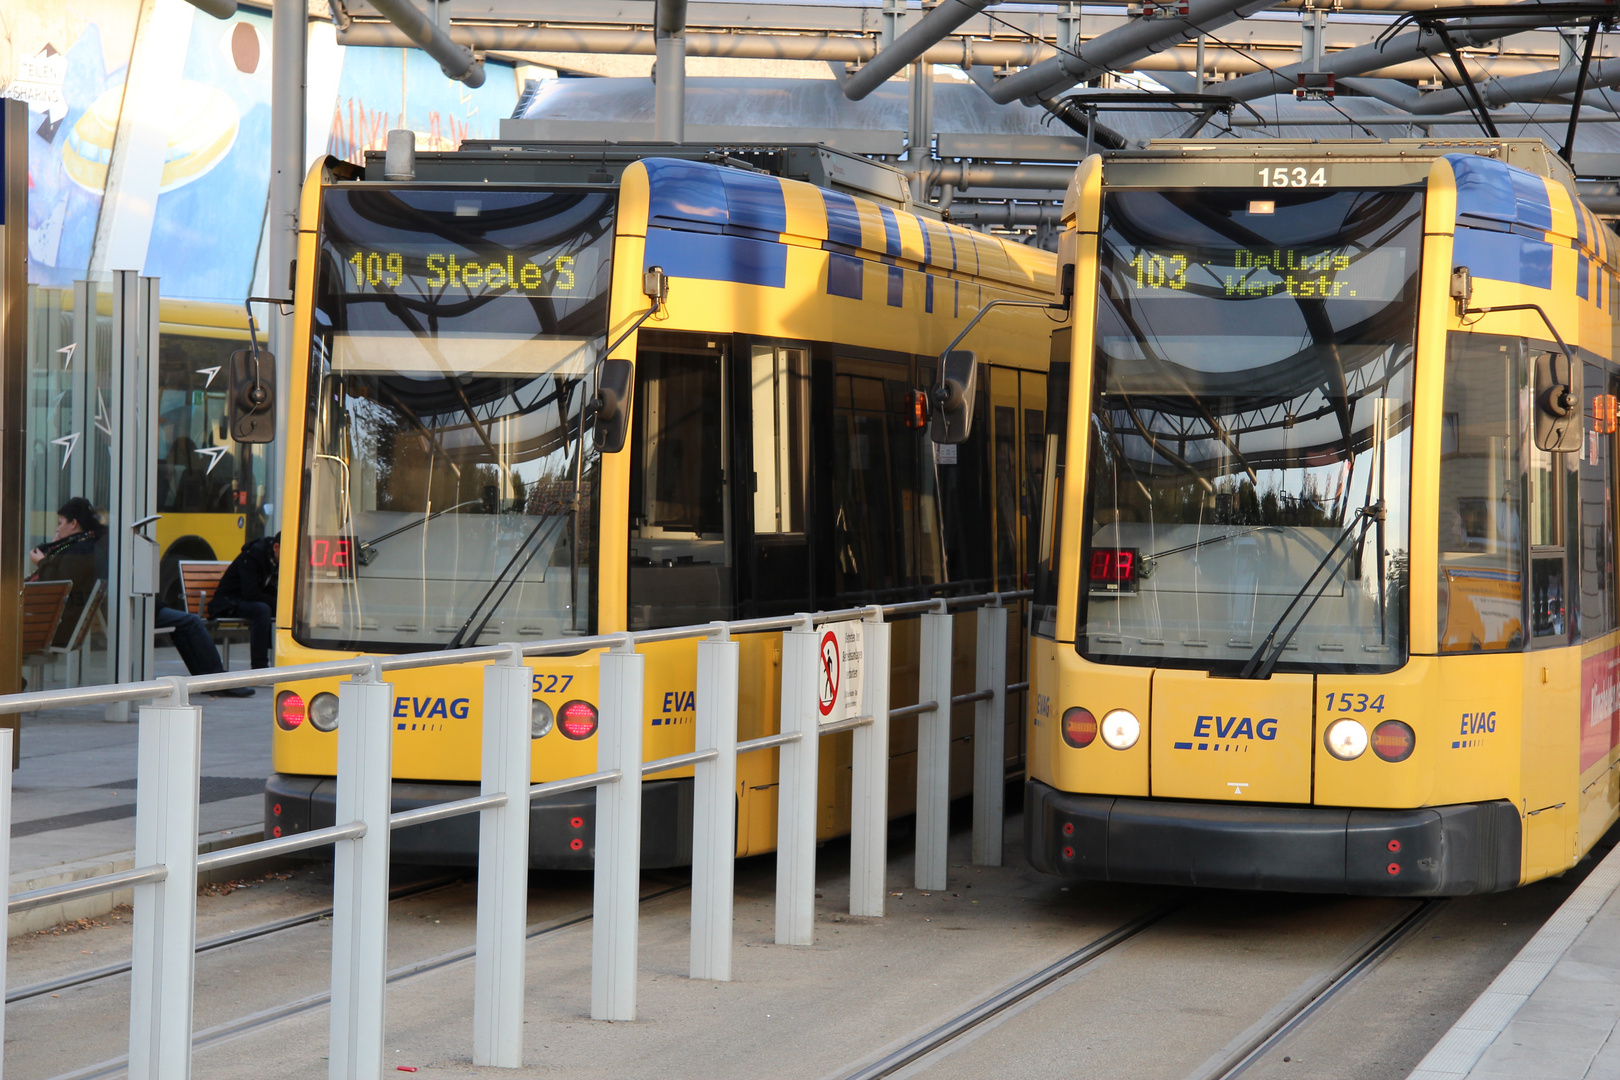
0 590 1028 1077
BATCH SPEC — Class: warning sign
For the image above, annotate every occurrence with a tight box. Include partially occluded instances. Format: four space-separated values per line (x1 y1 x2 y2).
817 622 866 725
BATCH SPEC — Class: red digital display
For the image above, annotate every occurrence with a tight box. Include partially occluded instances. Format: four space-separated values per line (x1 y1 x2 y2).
307 536 356 579
1089 548 1138 591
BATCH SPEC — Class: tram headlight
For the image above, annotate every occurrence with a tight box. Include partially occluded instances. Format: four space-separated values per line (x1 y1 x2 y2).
1372 720 1416 763
1061 707 1097 749
531 698 555 739
307 692 340 732
1100 709 1141 751
1324 718 1368 761
275 691 306 731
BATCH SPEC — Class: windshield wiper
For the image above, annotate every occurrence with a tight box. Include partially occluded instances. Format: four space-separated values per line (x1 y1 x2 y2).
444 513 571 651
353 500 482 566
1238 501 1384 680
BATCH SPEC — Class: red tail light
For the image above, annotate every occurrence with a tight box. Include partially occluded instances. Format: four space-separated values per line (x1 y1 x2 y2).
275 691 306 731
558 700 599 740
1061 707 1098 749
1371 720 1415 763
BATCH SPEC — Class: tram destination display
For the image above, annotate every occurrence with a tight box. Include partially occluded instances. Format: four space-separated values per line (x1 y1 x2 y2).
1121 243 1407 302
336 244 579 297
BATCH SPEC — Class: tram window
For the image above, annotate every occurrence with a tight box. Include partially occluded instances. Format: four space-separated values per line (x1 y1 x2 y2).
1031 332 1070 640
937 377 992 592
830 353 943 601
628 336 732 629
1576 363 1615 639
745 343 812 615
749 345 808 534
1438 334 1526 652
1025 395 1046 587
994 402 1020 589
157 334 249 517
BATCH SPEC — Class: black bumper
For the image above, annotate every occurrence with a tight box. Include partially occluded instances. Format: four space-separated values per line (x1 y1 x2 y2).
266 773 694 869
1025 779 1522 896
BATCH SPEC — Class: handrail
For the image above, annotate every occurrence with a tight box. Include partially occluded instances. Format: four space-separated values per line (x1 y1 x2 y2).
530 769 621 801
390 792 509 831
9 865 170 916
953 689 995 705
889 701 939 720
641 748 721 775
0 591 1033 716
196 821 367 873
737 731 803 754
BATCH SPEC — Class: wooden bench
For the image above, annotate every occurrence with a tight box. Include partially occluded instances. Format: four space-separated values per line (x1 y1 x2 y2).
21 580 73 695
177 560 254 668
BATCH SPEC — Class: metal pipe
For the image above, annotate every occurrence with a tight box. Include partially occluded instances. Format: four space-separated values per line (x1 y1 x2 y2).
333 24 1565 83
529 769 620 801
366 0 486 87
195 822 368 873
987 0 1286 104
641 747 720 774
844 0 995 101
1209 0 1555 103
9 865 169 916
929 161 1078 191
949 204 1061 226
655 0 687 142
389 792 509 830
737 731 803 754
1350 58 1620 116
183 0 236 18
890 701 940 720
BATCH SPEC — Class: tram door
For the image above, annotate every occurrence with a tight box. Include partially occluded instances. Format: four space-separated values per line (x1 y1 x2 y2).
627 331 732 632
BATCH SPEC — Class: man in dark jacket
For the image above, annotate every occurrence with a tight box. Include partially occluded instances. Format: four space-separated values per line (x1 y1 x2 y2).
209 534 279 669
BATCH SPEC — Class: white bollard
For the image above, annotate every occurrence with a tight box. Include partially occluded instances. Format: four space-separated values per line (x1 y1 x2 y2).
776 616 819 946
592 636 644 1021
0 728 9 1069
474 645 534 1067
690 626 739 981
849 609 891 918
329 664 395 1080
972 603 1009 867
128 679 203 1080
915 601 953 892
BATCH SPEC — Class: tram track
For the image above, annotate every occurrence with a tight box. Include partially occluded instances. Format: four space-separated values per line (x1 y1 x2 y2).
831 894 1447 1080
7 874 464 1005
39 880 690 1080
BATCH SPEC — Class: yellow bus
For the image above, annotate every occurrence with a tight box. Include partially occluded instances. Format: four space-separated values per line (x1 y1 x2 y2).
266 143 1057 864
1028 139 1620 894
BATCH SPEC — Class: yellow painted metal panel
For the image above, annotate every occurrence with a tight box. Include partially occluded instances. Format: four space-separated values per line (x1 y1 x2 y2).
1047 649 1150 797
1150 668 1314 804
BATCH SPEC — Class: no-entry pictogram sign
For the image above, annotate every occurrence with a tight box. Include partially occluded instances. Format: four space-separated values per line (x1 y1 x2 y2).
818 630 840 716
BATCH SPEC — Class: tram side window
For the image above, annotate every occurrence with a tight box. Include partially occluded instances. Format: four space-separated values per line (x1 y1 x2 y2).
937 379 992 592
1578 366 1617 639
1438 333 1525 652
628 335 731 630
830 354 943 601
1031 330 1070 639
744 343 811 614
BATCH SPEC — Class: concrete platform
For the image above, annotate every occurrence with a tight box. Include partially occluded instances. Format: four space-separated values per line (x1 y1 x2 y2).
1410 841 1620 1080
6 651 271 935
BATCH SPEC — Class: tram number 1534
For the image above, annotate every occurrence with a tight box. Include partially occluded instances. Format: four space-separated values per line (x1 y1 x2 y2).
1259 166 1328 188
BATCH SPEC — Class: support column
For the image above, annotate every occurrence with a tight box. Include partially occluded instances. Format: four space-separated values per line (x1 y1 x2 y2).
474 645 533 1067
849 611 891 918
106 272 158 720
908 60 935 203
916 602 953 891
776 616 819 945
971 603 1008 866
329 666 394 1080
690 626 739 980
592 636 644 1021
268 0 308 531
654 0 687 143
0 101 26 723
128 680 202 1080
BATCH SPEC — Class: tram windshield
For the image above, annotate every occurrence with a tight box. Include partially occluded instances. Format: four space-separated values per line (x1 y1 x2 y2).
295 187 614 651
1080 187 1421 673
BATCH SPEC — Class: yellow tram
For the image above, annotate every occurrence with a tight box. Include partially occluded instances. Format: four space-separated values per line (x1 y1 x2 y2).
266 143 1055 864
1028 139 1620 894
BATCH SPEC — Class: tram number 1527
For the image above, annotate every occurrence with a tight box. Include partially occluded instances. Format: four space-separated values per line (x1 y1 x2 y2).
1259 166 1328 188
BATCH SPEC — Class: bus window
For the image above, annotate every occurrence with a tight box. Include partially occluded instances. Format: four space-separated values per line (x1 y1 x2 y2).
744 342 811 615
1438 333 1525 652
629 333 731 630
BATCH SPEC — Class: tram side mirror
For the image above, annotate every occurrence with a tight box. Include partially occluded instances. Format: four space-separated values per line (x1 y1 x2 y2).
1533 349 1583 453
593 357 634 453
227 348 276 444
930 350 978 445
